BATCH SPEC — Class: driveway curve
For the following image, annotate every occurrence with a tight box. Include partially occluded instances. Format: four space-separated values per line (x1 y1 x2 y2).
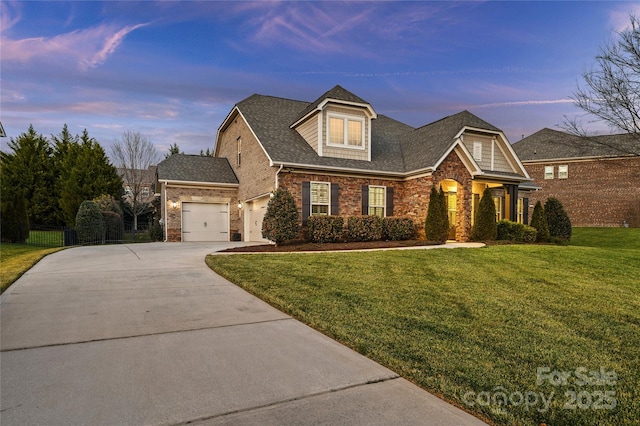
1 242 486 425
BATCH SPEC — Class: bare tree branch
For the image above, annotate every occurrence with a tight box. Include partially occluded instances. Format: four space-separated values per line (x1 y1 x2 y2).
562 14 640 156
111 130 160 230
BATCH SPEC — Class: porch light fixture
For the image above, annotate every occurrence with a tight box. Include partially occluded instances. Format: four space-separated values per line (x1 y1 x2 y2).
237 202 243 210
172 201 178 209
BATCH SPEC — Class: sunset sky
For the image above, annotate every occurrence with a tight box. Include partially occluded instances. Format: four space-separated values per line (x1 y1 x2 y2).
2 1 639 158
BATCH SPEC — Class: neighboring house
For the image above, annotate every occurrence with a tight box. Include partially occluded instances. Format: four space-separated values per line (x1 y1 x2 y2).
513 128 640 227
118 166 158 205
157 85 534 242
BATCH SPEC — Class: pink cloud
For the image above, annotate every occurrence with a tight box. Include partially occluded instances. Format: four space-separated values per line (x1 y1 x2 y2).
1 15 148 71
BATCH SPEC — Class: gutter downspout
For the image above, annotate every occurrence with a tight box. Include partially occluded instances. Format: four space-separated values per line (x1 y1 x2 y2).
275 164 284 189
163 181 168 242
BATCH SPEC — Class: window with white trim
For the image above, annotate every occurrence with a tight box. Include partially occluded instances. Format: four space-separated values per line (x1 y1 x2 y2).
544 166 554 179
473 142 482 162
368 186 386 217
237 137 241 166
493 196 503 221
125 186 132 196
327 114 364 148
558 165 568 179
311 182 330 216
141 187 150 198
517 198 524 224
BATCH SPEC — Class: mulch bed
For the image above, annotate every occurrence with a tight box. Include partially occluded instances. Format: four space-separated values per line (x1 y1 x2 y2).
219 239 444 253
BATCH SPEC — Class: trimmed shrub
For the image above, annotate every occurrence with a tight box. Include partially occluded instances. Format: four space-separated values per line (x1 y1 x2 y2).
545 197 572 241
530 201 550 242
471 187 497 241
102 211 124 242
522 225 537 243
347 215 383 241
497 220 537 243
262 188 299 245
75 200 104 245
0 189 30 243
425 186 449 243
383 217 416 241
307 215 343 243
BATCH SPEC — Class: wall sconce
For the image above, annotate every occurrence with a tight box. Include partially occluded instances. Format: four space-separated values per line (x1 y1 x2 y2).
172 201 178 209
237 202 243 210
269 192 275 199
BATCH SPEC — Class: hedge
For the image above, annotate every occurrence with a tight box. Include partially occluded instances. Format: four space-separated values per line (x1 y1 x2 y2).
307 215 344 243
347 216 383 241
383 217 416 241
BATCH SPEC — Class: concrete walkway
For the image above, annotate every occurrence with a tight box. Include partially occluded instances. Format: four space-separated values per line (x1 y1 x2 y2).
1 242 487 425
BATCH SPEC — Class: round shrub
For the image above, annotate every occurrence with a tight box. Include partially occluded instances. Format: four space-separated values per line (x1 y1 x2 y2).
307 216 343 243
347 215 383 241
545 197 572 241
471 187 497 241
383 217 416 241
75 200 104 245
262 188 299 245
102 211 124 243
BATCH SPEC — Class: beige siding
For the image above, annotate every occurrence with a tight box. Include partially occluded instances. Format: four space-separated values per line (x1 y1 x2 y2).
296 114 320 153
320 104 370 161
463 132 514 173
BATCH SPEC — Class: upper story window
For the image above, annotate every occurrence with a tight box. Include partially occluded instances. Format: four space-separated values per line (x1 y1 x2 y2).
141 187 150 198
327 113 364 149
473 142 482 162
558 165 568 179
236 137 241 166
368 186 386 217
311 182 330 216
125 186 132 196
544 166 554 179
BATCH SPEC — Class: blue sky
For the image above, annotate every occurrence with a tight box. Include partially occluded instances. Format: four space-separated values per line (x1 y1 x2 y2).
2 1 639 158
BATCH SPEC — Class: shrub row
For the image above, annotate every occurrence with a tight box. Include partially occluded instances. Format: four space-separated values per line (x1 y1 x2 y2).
496 220 537 243
307 215 416 243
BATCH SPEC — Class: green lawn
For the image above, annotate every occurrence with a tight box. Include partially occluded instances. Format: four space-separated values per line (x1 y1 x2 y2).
206 228 640 426
1 244 64 293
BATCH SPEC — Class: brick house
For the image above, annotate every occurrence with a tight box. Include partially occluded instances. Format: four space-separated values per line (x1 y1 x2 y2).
513 128 640 227
157 86 534 242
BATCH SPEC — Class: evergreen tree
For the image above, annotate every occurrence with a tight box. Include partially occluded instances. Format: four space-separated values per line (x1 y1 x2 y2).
52 125 80 224
471 187 498 241
165 143 181 159
59 129 122 226
0 188 30 243
530 201 550 242
75 200 105 244
0 125 57 225
425 185 449 243
545 197 572 241
262 188 299 245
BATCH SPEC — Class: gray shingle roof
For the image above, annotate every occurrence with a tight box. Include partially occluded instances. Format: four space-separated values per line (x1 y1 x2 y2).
513 128 640 161
157 154 238 184
235 90 511 175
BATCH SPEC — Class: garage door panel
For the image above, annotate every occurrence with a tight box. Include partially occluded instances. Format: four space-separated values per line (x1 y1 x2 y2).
182 203 228 242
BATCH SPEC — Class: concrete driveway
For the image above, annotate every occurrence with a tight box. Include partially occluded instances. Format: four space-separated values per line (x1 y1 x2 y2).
1 242 487 425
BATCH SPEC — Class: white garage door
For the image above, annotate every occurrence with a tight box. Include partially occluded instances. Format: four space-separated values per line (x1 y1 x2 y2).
248 197 270 242
182 203 229 242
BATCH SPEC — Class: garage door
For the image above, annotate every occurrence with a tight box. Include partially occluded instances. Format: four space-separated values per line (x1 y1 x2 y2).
248 197 270 242
182 203 229 242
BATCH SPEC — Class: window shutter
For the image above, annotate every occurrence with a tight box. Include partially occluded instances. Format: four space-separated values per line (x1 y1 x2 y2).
362 185 369 215
386 187 394 217
302 181 310 225
331 183 339 215
523 197 529 225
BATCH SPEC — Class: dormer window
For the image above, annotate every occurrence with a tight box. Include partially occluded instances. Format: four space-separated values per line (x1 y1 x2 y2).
327 113 365 149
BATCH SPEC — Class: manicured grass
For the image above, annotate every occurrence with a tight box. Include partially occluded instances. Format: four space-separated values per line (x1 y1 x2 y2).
26 229 64 247
569 227 640 249
1 244 63 293
206 228 640 426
